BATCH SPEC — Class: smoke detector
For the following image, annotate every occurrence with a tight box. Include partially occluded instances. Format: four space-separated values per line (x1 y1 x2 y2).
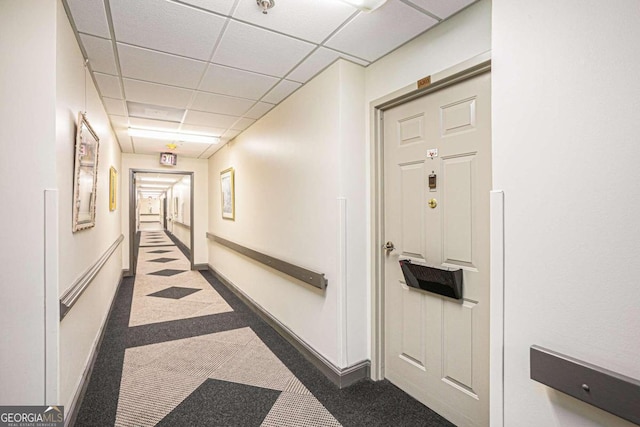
257 0 275 14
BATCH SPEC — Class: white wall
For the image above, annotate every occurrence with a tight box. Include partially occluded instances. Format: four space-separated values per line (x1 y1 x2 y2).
208 60 366 367
121 154 208 267
56 0 123 410
493 1 640 426
0 0 57 405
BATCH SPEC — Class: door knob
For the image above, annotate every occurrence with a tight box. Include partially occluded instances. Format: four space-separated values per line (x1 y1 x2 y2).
428 198 438 209
383 241 395 252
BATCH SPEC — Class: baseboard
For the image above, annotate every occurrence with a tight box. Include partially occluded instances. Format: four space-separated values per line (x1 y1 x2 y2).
64 273 124 427
193 263 208 271
122 269 133 278
207 265 370 388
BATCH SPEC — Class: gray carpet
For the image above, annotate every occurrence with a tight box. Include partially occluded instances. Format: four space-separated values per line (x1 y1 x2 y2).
73 231 455 427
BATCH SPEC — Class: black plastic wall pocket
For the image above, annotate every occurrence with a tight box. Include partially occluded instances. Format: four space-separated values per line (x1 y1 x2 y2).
399 260 463 299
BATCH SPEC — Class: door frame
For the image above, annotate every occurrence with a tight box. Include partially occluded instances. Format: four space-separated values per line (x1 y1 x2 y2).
369 52 501 423
128 169 195 273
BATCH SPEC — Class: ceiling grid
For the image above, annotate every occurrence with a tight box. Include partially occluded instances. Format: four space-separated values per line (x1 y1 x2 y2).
64 0 477 158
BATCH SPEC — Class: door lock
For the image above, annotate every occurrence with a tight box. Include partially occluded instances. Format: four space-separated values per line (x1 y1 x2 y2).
428 198 438 209
383 241 395 252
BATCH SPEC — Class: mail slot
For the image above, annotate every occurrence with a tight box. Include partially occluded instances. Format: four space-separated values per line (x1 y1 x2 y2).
399 259 463 299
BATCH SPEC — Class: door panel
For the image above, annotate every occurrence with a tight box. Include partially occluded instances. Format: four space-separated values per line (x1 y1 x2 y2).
384 72 491 427
400 283 426 369
443 154 475 267
443 299 475 392
400 162 427 260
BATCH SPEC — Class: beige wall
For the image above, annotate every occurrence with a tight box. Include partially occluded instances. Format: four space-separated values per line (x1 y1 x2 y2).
56 0 123 411
0 0 58 405
0 0 123 408
206 0 491 368
208 60 366 367
169 176 192 249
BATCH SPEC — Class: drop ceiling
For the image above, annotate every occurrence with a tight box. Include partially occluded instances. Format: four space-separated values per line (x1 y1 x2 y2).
64 0 477 159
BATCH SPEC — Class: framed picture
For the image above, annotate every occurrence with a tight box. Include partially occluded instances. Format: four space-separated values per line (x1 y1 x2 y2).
220 167 235 220
109 167 117 211
72 112 100 232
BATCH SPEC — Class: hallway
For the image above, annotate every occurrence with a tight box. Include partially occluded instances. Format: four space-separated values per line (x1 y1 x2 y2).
73 231 453 426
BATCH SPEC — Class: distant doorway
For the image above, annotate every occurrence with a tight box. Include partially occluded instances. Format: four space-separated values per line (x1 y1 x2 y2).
129 169 195 274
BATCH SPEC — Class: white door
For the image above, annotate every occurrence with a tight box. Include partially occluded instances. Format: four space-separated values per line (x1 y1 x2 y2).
383 72 491 427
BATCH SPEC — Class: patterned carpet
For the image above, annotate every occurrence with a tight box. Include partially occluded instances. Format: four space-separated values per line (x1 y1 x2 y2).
73 231 454 426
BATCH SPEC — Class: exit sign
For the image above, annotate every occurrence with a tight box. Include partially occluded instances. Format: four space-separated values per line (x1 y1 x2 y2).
160 152 177 166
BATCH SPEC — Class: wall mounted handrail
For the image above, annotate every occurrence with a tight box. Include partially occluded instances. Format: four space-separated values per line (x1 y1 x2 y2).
530 345 640 424
60 234 124 320
173 220 191 229
206 233 327 290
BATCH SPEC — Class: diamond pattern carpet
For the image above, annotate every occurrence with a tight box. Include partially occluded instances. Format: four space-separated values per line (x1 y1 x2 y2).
74 230 454 427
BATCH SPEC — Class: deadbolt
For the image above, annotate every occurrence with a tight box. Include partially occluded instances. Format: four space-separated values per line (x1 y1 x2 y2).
428 198 438 209
383 241 395 252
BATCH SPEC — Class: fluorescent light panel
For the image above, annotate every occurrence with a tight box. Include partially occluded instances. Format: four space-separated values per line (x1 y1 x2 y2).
128 128 219 144
338 0 387 12
138 177 177 183
138 184 170 188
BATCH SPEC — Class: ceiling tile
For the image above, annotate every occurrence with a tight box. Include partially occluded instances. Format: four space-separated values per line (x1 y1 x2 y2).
199 64 279 100
212 21 316 77
324 0 438 62
109 115 129 130
80 34 118 75
123 79 194 109
110 0 226 61
103 97 126 115
191 92 254 116
118 43 207 89
231 117 256 131
115 130 134 152
180 124 227 136
184 110 239 128
129 118 181 131
178 0 236 15
404 0 474 19
262 80 302 104
287 47 368 83
94 73 123 98
66 0 111 38
232 0 355 44
244 102 275 120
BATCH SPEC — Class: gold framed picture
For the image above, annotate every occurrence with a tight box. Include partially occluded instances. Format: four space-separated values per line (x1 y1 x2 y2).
220 167 235 220
109 166 117 211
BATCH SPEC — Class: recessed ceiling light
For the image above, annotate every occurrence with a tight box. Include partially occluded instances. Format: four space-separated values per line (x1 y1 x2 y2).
338 0 387 12
128 128 219 144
